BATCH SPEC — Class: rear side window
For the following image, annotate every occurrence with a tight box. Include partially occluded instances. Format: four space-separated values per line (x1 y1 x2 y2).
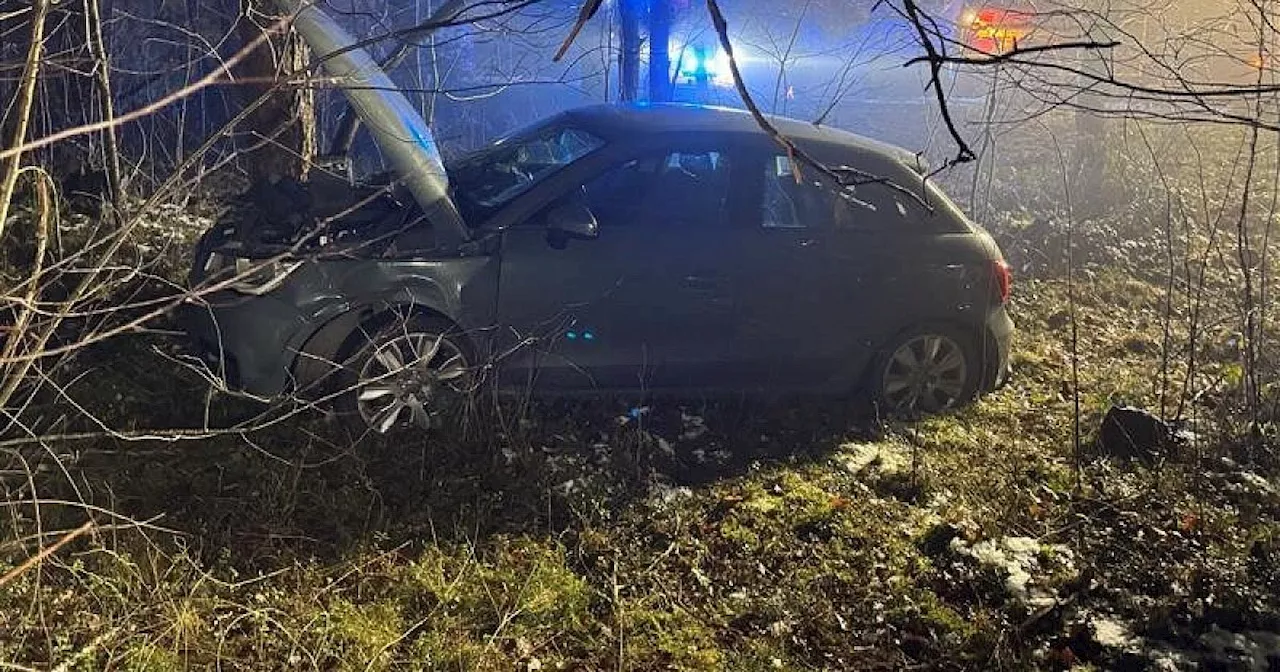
760 155 943 231
761 156 834 229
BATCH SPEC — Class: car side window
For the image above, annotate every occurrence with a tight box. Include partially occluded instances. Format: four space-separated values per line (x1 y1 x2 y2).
578 149 733 228
455 126 604 212
761 155 843 229
761 155 929 230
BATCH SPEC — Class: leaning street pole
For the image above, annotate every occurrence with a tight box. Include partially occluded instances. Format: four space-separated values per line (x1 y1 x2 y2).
271 0 468 249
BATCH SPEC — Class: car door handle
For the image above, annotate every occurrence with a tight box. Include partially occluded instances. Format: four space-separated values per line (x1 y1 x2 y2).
797 238 818 248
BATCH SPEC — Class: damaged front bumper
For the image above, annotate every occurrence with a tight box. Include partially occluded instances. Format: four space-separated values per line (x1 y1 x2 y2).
179 289 315 399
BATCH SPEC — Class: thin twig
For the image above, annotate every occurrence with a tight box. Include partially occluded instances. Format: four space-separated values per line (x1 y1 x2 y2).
0 521 94 589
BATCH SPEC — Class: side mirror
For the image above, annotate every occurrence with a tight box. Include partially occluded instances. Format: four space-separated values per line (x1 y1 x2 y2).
545 203 599 248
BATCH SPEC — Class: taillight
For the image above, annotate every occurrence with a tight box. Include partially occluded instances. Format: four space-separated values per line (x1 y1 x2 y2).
991 259 1012 304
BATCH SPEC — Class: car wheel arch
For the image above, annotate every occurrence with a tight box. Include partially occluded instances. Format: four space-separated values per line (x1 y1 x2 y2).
289 301 469 398
861 318 1001 398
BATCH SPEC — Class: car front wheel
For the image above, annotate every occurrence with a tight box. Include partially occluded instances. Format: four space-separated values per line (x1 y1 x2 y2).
338 315 474 435
873 326 980 417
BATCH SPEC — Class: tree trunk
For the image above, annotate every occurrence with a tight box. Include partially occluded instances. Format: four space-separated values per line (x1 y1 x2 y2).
233 12 315 183
619 0 642 102
85 0 122 206
0 0 50 242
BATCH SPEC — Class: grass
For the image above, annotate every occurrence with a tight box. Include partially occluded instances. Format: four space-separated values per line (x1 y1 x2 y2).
2 266 1274 670
2 118 1279 670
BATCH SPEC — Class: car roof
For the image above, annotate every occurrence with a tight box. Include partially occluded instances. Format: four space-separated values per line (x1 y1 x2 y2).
558 103 923 170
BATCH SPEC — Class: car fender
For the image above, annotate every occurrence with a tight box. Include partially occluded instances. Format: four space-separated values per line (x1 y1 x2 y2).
288 290 458 398
288 260 498 395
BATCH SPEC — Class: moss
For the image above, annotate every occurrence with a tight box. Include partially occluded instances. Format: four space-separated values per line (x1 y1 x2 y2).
718 517 762 548
407 536 592 639
724 645 809 671
5 251 1279 671
621 602 725 670
328 598 406 669
409 630 494 670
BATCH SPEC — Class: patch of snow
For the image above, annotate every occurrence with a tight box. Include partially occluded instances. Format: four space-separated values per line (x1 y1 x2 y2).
950 536 1072 599
1023 587 1057 609
1091 616 1138 649
837 442 910 477
1070 613 1279 671
649 482 694 505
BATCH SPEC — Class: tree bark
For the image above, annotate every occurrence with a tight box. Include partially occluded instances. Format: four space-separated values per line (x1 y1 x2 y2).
619 0 642 102
233 11 315 183
0 0 50 242
85 0 122 206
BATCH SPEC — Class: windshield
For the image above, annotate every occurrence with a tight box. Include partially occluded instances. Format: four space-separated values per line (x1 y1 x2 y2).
450 125 604 223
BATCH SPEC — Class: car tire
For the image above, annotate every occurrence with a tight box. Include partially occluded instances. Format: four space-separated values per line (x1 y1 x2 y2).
333 313 476 437
870 324 982 418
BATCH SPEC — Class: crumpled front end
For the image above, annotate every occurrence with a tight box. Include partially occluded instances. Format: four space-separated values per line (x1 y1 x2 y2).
273 0 467 248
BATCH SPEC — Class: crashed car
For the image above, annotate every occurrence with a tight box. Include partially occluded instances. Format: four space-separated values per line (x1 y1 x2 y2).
181 3 1012 434
183 102 1014 434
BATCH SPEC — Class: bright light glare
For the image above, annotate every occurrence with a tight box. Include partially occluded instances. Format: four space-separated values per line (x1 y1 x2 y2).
710 50 732 78
671 40 741 86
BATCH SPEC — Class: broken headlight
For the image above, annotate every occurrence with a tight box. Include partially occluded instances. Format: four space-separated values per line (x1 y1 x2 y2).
203 251 303 296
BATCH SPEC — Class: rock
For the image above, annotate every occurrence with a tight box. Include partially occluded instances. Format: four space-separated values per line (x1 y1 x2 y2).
1091 615 1138 650
1046 310 1071 330
1098 406 1174 462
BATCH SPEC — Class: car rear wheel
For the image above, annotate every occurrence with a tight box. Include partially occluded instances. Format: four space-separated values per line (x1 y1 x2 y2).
338 316 474 435
873 326 980 417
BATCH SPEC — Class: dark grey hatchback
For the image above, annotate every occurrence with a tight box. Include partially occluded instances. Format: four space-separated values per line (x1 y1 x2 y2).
183 103 1013 434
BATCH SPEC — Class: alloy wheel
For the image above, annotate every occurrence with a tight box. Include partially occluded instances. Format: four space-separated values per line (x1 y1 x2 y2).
880 333 969 414
355 330 469 434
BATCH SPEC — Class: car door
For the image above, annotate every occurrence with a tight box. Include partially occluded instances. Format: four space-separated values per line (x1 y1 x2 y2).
494 140 744 392
724 150 893 390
